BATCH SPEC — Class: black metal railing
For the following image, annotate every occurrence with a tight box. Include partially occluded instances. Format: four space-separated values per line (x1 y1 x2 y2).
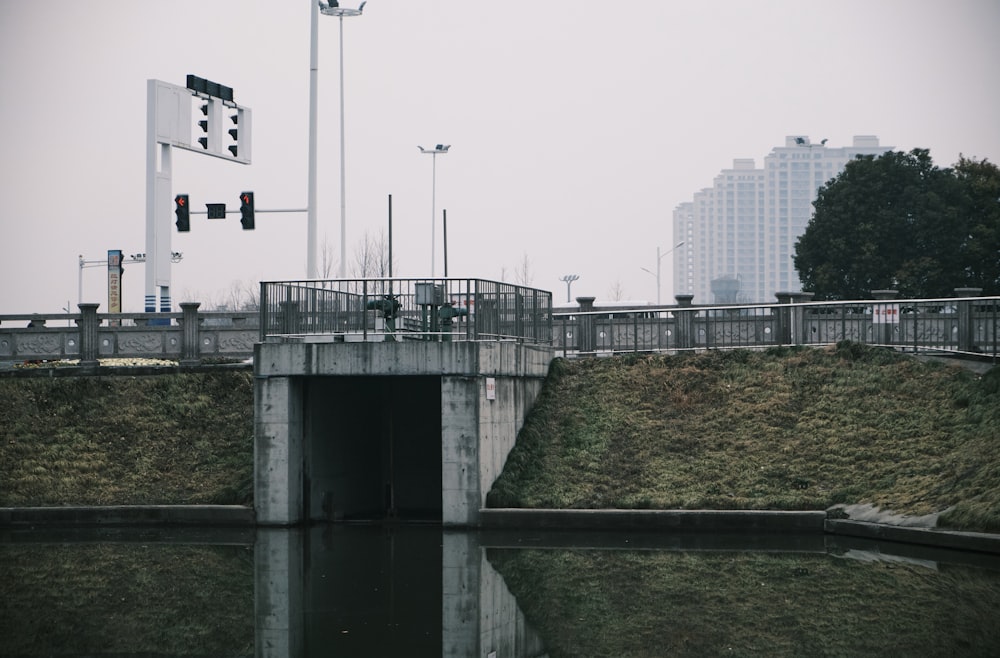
259 278 553 345
553 294 999 359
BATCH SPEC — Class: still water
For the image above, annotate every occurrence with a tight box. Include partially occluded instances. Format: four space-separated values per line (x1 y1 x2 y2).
2 525 1000 656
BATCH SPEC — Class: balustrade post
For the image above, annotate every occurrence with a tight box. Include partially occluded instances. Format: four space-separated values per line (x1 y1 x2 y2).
954 287 983 353
871 290 899 346
179 302 202 365
674 294 694 350
774 293 794 345
576 296 596 355
78 303 100 369
790 292 814 345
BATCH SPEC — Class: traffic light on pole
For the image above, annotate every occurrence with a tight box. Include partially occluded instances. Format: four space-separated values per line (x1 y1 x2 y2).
175 194 190 232
239 191 255 230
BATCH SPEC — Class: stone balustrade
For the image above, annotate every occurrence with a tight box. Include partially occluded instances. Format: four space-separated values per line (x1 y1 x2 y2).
0 303 258 368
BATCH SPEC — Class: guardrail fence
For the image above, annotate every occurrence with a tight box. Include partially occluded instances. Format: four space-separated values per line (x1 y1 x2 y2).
2 286 996 366
259 278 552 345
555 289 998 359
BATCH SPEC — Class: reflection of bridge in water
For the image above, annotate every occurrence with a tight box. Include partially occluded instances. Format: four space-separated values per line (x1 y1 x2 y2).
256 526 548 657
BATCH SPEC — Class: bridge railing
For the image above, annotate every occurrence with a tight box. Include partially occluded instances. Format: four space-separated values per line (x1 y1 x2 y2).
259 278 553 344
0 303 258 367
554 290 999 359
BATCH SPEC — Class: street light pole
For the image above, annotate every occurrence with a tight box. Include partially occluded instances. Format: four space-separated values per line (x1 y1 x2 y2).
640 240 685 305
558 274 580 303
307 0 319 278
311 1 366 280
419 144 450 276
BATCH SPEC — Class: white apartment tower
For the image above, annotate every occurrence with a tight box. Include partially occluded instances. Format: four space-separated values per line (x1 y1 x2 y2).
673 136 891 304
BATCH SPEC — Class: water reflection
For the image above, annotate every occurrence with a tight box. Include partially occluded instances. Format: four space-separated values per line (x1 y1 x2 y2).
2 525 1000 656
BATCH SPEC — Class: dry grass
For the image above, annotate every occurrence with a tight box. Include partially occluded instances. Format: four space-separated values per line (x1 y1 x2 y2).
3 345 998 532
0 371 254 506
488 343 1000 531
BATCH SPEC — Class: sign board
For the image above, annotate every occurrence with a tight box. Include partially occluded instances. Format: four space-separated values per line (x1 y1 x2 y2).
108 249 123 325
485 377 497 401
872 303 900 324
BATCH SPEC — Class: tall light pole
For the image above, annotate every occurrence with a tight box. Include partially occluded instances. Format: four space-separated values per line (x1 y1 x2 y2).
640 240 685 305
418 144 450 276
559 274 579 303
310 1 366 280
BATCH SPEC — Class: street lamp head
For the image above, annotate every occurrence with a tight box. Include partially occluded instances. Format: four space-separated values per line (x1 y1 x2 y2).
320 1 365 17
419 144 451 154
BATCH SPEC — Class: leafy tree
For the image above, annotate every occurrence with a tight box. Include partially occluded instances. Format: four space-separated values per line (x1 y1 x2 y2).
793 149 998 299
954 156 1000 293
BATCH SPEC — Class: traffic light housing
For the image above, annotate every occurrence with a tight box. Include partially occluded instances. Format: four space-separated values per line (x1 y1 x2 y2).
228 113 239 157
175 194 190 232
239 191 255 230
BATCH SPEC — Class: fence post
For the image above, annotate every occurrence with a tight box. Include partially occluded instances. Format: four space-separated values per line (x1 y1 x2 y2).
78 303 100 369
576 296 596 355
180 302 202 365
871 290 899 347
774 293 794 345
954 287 983 353
674 294 694 350
790 292 815 345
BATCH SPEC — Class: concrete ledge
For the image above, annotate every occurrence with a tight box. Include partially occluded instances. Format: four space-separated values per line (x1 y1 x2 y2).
825 519 1000 555
0 505 255 527
0 362 252 379
480 508 827 532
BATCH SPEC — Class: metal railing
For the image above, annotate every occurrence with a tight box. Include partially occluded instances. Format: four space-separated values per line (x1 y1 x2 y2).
259 278 553 344
554 294 999 359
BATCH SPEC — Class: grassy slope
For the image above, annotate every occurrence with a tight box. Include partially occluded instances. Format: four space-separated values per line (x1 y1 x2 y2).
488 344 1000 532
0 371 254 506
1 345 998 532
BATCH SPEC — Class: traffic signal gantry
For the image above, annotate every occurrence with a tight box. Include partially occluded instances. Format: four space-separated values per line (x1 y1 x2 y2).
145 75 253 313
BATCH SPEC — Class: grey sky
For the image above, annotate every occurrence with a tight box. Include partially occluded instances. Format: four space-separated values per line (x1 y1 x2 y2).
1 0 998 313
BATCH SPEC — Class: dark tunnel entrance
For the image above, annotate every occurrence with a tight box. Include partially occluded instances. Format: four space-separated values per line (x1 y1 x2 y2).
304 376 443 522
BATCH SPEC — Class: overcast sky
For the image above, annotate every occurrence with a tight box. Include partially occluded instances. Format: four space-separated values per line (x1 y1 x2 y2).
1 0 998 313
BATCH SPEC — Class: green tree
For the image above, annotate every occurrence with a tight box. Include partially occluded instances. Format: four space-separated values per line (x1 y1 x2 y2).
793 149 993 300
954 156 1000 293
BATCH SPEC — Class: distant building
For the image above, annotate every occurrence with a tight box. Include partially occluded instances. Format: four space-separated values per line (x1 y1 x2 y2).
672 136 891 304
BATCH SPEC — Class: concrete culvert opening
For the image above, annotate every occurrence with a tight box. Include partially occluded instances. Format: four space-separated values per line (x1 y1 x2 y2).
305 376 443 522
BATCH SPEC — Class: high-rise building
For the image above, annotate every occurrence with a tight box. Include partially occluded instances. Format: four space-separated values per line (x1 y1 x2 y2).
673 136 891 304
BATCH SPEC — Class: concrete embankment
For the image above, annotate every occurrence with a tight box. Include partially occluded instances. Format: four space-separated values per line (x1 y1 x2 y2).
0 505 254 527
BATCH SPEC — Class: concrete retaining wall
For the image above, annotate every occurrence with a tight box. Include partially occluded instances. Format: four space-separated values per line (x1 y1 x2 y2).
253 340 554 526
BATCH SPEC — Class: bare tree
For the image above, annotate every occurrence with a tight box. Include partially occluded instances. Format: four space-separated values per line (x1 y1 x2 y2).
234 279 260 311
607 280 627 301
320 236 337 279
350 229 395 278
513 253 533 286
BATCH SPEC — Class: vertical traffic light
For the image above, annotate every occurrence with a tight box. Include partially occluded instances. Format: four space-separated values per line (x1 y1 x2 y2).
228 113 239 157
239 191 255 230
198 103 209 150
175 194 190 232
